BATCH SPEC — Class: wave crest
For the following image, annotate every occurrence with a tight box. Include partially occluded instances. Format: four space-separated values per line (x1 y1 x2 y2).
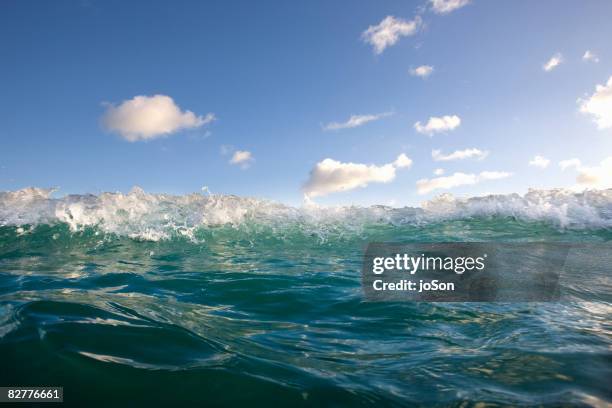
1 187 611 240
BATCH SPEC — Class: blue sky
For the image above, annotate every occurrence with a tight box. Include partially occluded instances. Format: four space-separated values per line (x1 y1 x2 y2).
1 0 611 206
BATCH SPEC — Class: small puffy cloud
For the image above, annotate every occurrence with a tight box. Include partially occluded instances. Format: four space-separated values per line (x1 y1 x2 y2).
432 148 488 161
582 50 599 63
578 76 612 129
362 16 422 54
303 154 412 198
559 158 581 170
429 0 470 14
415 115 461 135
394 153 413 168
323 112 392 131
529 155 551 168
417 172 476 194
416 170 511 195
102 95 215 142
542 53 563 72
559 157 612 188
576 157 612 187
410 65 434 78
434 168 445 176
222 145 254 169
229 150 254 169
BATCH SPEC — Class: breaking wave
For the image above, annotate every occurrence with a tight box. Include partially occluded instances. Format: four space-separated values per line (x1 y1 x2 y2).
1 187 611 241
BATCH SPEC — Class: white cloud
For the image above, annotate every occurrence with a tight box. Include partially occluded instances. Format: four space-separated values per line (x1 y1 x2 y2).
479 171 512 181
323 112 392 131
559 158 581 170
429 0 470 14
303 154 412 198
578 76 612 129
416 170 511 195
417 172 476 194
529 155 551 168
575 157 612 187
559 157 612 188
410 65 434 78
229 150 254 169
394 153 413 168
362 16 422 54
432 148 488 161
415 115 461 135
542 53 563 72
582 50 599 63
433 168 445 176
102 95 214 142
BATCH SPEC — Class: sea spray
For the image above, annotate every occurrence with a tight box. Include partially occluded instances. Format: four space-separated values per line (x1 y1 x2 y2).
1 187 611 242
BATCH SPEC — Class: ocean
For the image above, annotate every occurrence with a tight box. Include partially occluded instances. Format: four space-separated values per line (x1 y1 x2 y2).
0 187 611 406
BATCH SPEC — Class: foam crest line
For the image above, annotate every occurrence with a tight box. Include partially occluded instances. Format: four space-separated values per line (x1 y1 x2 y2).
1 187 611 240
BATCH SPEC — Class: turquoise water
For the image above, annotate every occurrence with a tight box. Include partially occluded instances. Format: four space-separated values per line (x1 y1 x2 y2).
1 189 611 406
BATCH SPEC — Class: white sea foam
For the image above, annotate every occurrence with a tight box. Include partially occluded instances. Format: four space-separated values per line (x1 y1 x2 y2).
0 187 611 240
421 189 612 228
